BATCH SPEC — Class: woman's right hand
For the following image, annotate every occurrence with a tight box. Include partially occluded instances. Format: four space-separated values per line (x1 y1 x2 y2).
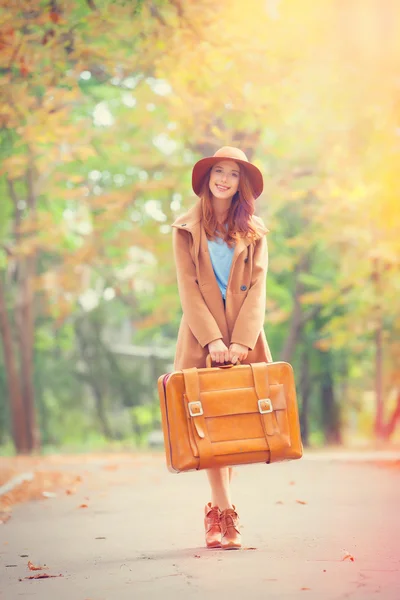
208 339 229 364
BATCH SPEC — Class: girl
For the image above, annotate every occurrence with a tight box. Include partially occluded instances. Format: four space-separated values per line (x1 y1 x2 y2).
171 146 272 550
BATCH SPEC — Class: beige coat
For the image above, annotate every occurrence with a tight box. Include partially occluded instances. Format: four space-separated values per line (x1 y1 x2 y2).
172 200 272 370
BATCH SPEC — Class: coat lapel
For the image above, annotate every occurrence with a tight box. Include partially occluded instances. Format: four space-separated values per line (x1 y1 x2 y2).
198 224 223 290
231 235 250 267
172 200 252 289
171 201 202 268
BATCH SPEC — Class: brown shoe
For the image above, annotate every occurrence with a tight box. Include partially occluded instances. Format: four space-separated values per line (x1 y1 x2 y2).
204 502 221 548
220 506 241 550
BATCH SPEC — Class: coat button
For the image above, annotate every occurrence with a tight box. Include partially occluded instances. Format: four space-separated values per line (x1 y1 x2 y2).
181 223 187 227
240 285 247 291
244 257 248 263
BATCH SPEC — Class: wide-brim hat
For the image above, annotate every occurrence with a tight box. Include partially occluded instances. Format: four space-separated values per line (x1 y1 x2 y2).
192 146 263 199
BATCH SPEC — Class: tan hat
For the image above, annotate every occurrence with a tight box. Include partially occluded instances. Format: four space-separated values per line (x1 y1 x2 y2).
192 146 263 199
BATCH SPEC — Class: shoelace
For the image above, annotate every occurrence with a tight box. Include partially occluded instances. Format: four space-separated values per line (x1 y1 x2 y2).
221 511 239 531
206 508 220 526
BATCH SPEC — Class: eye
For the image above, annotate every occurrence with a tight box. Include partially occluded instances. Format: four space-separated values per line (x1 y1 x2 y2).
232 172 239 178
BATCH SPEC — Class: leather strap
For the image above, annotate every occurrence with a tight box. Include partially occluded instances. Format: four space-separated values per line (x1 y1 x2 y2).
250 363 281 463
183 368 214 469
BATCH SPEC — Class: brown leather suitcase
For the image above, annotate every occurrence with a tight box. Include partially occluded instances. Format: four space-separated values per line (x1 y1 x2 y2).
157 358 303 472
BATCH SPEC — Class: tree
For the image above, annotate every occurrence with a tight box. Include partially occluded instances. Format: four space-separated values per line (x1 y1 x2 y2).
1 0 400 452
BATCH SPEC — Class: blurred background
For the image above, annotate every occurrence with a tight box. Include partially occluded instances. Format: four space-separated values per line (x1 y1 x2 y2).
0 0 399 455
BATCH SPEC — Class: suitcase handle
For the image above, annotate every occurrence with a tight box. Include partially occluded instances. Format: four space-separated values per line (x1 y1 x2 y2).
206 354 241 369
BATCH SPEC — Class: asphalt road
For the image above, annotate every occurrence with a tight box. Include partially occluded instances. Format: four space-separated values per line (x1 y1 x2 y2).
1 451 400 600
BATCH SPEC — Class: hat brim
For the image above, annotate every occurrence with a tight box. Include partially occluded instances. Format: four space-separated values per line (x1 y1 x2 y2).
192 156 263 199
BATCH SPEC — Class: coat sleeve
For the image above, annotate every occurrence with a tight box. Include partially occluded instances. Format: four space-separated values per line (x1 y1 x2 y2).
230 233 268 350
173 227 223 348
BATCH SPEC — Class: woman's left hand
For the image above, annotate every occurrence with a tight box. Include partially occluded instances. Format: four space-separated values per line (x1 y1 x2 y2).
229 343 249 364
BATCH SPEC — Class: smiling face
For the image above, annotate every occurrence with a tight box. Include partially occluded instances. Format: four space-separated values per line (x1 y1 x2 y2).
209 159 240 200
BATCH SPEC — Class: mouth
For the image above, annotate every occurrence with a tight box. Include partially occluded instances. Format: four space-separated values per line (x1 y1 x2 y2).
215 184 230 192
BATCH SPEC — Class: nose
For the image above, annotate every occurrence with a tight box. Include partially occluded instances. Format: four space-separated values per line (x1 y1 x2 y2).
220 172 227 182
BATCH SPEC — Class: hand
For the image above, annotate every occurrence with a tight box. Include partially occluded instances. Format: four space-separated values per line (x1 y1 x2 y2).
208 339 229 364
229 343 249 364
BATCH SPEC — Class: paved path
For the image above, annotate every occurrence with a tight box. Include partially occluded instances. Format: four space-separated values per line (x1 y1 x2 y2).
1 451 400 599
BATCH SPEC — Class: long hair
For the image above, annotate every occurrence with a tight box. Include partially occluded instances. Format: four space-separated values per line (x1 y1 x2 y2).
200 167 260 247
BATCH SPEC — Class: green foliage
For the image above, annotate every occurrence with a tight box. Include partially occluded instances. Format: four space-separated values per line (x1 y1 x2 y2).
0 0 399 452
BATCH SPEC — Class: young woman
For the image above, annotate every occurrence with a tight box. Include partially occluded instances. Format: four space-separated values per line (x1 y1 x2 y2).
171 146 272 550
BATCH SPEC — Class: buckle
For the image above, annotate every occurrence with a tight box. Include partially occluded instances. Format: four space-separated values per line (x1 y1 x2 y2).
188 401 203 417
258 398 273 414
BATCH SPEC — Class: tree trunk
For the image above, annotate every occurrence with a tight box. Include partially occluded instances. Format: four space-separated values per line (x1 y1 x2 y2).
15 272 40 451
24 163 40 450
321 363 342 445
381 389 400 438
374 314 384 437
90 316 132 408
0 275 29 452
91 379 113 439
7 172 40 452
34 359 50 445
299 345 311 446
75 323 113 439
280 255 309 363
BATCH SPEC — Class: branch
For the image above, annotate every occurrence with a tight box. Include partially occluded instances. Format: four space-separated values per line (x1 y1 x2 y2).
1 244 14 258
8 37 23 71
170 0 184 18
26 152 37 212
382 389 400 438
169 0 201 37
6 178 18 208
292 168 315 178
299 284 353 327
149 2 168 26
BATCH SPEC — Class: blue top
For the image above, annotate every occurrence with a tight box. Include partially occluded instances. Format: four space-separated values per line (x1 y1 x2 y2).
207 234 235 299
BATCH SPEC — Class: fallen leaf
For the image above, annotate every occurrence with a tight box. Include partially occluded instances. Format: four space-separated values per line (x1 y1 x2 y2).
42 491 57 499
103 464 118 471
296 500 307 505
20 573 63 580
28 560 45 571
194 554 201 558
275 500 284 505
342 551 355 562
301 587 311 591
78 504 88 509
65 488 76 495
20 555 29 558
243 547 257 550
289 481 296 485
95 537 106 540
0 513 11 524
6 564 17 567
0 466 79 512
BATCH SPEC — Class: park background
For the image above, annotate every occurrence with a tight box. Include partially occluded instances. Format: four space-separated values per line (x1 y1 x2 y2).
0 0 399 457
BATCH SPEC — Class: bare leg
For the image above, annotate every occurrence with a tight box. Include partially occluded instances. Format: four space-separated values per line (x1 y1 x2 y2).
206 467 233 511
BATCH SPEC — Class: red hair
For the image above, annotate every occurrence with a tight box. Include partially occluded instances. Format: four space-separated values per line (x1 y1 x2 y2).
200 167 260 247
